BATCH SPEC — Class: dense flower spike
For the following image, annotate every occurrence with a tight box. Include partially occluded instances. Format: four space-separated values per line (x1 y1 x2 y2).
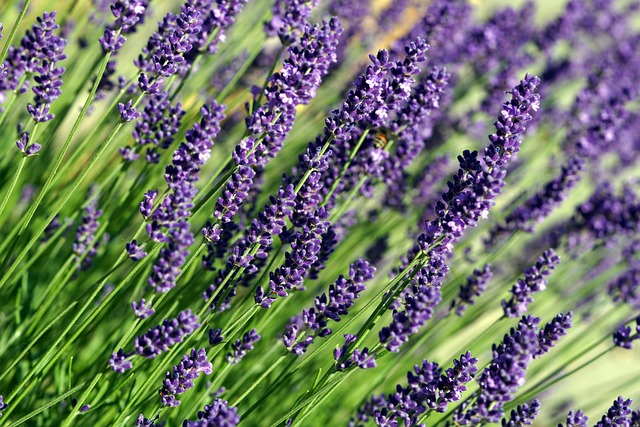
537 312 572 356
594 396 633 426
133 309 199 358
608 266 640 310
255 207 331 308
24 12 67 122
212 18 342 226
5 1 640 425
183 398 240 426
283 260 375 355
452 316 541 424
380 76 540 351
160 348 212 407
99 0 148 53
125 91 186 163
381 66 451 210
501 249 560 318
1 12 67 108
500 399 541 427
226 329 260 364
362 352 478 425
143 100 225 292
264 0 320 45
453 264 492 316
72 196 103 272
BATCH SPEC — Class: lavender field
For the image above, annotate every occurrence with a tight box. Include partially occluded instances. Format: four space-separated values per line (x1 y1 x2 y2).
0 0 639 425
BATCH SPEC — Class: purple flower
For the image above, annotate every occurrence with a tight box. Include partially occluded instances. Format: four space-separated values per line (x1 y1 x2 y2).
133 309 199 358
264 0 320 45
256 208 330 308
209 328 223 345
131 299 155 319
15 131 42 157
125 91 186 163
136 414 157 426
282 260 375 355
23 12 67 122
608 266 640 310
362 352 477 425
501 249 560 318
145 100 225 292
118 99 140 121
595 396 633 427
72 195 103 271
381 67 451 211
213 18 342 226
453 264 492 316
561 409 589 427
109 349 133 373
333 335 374 371
613 318 640 349
126 240 147 261
500 399 541 427
537 312 572 356
453 316 541 424
226 329 260 364
100 1 148 53
160 348 212 407
183 398 240 426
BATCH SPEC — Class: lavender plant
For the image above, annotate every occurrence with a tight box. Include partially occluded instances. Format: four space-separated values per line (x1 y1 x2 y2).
1 0 640 426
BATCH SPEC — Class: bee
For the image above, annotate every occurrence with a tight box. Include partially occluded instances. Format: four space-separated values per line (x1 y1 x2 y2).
373 128 392 149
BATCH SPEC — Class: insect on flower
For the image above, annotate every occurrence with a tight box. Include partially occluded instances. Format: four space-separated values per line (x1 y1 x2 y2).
373 127 393 149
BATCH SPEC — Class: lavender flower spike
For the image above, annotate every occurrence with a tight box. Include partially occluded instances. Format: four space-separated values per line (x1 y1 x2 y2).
453 264 492 316
560 409 589 427
183 398 240 426
72 195 103 272
486 157 585 246
362 352 477 426
537 312 572 356
226 329 261 364
502 249 560 318
160 348 213 407
500 399 541 426
453 315 541 424
26 12 67 123
282 259 375 355
134 309 199 358
100 1 148 53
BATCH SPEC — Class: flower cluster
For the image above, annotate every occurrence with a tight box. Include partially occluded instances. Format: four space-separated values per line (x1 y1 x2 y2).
226 329 261 364
142 100 225 292
501 249 560 318
380 75 541 353
160 348 213 406
355 352 478 426
282 259 375 355
183 398 240 426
